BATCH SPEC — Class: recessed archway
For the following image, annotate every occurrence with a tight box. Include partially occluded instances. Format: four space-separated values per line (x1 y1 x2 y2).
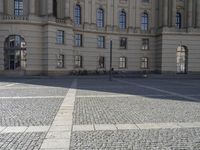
4 35 27 71
176 45 188 74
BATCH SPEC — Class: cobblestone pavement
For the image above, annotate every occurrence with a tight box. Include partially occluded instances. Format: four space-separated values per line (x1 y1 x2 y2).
0 78 72 150
0 132 46 150
1 77 200 149
0 98 63 126
70 78 200 149
71 128 200 150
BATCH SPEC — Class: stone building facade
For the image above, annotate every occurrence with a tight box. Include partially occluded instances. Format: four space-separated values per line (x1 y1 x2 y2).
0 0 200 76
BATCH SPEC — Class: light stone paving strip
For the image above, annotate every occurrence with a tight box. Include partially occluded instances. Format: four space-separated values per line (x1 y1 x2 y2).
73 122 200 131
0 126 50 133
115 79 199 101
40 79 77 150
0 96 65 99
76 95 200 98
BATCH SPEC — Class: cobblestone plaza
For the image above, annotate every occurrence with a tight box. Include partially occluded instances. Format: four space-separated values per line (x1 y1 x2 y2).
0 77 200 149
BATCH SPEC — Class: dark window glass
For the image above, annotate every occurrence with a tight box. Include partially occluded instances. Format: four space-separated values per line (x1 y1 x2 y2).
75 55 82 68
141 39 149 50
14 0 23 16
97 36 105 48
97 8 104 28
57 54 64 68
99 56 105 68
119 11 126 29
74 4 81 25
56 30 64 44
176 12 182 29
120 37 127 49
141 57 148 69
75 34 83 47
141 12 148 31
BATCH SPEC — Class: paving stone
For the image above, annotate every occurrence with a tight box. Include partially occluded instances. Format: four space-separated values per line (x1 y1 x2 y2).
0 132 46 150
0 98 63 126
70 128 200 150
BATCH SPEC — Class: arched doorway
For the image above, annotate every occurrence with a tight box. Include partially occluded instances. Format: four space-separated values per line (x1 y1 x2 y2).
4 35 27 71
177 45 188 74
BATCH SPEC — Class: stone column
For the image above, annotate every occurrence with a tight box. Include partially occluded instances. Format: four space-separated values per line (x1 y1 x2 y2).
0 0 4 15
188 0 193 27
193 0 197 27
29 0 35 15
91 0 96 24
168 0 173 27
47 0 53 16
107 0 112 26
113 0 118 28
128 0 134 29
163 0 169 27
172 0 176 27
197 0 200 27
65 0 69 18
84 0 90 24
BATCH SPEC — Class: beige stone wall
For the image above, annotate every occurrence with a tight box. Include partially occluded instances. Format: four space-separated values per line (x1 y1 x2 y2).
0 0 200 75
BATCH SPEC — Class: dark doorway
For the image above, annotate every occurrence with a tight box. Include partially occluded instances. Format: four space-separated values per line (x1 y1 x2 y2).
4 35 27 71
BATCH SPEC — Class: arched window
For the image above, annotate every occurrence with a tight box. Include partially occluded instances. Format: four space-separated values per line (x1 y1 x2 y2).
176 12 182 29
97 8 104 28
177 45 188 74
74 4 81 25
14 0 23 16
141 12 148 31
4 35 27 70
119 10 126 29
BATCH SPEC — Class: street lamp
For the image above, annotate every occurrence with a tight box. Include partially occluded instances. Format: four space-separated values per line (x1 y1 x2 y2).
109 39 113 81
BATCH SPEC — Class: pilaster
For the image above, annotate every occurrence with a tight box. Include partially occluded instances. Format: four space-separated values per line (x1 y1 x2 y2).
29 0 35 15
188 0 193 27
172 0 176 27
65 0 69 19
47 0 53 16
163 0 169 27
0 0 4 15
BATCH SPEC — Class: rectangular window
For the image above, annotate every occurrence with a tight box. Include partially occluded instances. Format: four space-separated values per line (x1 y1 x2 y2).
56 30 64 44
99 56 105 68
120 37 127 49
141 57 148 69
119 57 127 68
97 36 105 48
75 34 83 47
75 55 82 68
14 0 23 16
141 39 149 50
57 54 64 68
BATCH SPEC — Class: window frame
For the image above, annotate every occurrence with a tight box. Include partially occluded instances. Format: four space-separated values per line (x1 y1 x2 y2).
141 57 149 69
74 34 83 47
176 12 182 29
97 36 105 48
74 4 81 25
98 56 105 68
141 38 149 50
57 54 65 68
119 10 127 30
56 30 65 45
96 8 105 28
14 0 23 16
74 55 83 68
120 37 128 49
119 57 127 69
141 12 148 31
